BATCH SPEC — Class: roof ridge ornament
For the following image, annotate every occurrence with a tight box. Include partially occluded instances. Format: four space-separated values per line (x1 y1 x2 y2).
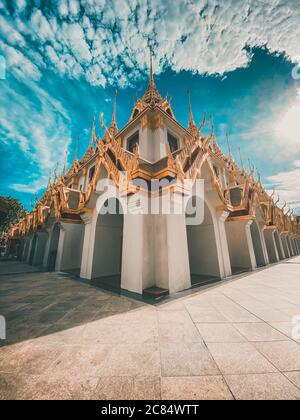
187 90 196 128
109 90 119 136
141 44 163 107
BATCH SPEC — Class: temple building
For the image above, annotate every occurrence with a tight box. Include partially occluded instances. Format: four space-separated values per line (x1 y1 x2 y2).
7 53 300 297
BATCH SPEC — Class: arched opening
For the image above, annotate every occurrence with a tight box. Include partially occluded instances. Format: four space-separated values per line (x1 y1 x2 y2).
250 221 266 267
185 197 221 287
274 231 284 260
28 234 37 265
48 224 60 271
91 198 124 292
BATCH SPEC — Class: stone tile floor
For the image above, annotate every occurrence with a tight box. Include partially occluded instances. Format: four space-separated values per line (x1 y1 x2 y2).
0 257 300 400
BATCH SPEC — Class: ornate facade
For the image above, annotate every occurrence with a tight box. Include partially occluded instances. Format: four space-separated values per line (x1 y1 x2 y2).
7 57 300 296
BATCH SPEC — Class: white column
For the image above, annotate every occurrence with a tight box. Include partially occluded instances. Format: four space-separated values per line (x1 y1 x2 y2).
80 213 95 279
281 234 290 258
25 235 33 263
275 232 285 260
264 228 279 263
33 231 48 266
225 219 257 271
42 227 52 268
215 210 232 277
259 224 270 265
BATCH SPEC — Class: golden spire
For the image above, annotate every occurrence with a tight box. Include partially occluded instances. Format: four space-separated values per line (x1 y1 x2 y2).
187 90 195 128
149 44 154 87
62 148 68 177
89 116 96 148
226 131 232 157
238 147 245 171
142 44 162 106
109 90 118 136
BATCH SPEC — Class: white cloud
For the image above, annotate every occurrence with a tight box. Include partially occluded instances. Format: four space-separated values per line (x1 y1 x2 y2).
0 77 71 194
267 161 300 214
1 0 300 87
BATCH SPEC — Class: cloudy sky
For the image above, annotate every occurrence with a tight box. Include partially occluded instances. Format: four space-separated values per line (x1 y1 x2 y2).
0 0 300 213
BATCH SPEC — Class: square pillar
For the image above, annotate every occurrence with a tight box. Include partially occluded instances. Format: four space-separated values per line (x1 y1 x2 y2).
280 234 290 258
225 219 257 272
215 211 232 277
32 231 48 266
263 228 279 263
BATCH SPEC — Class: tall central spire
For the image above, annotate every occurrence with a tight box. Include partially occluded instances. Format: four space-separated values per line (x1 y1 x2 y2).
142 44 162 106
187 90 195 128
109 89 118 136
149 44 154 87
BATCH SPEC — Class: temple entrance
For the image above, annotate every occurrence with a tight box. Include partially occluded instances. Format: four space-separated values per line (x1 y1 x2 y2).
91 198 124 292
48 224 60 271
250 221 266 267
186 198 221 287
28 234 37 265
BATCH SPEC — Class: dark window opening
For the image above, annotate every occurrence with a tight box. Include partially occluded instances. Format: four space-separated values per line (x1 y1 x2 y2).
213 165 220 178
128 131 139 153
107 148 117 164
166 108 172 117
89 166 96 181
132 109 139 119
167 132 179 153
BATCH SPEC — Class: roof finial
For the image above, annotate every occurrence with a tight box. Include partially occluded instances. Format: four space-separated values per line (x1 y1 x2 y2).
238 147 244 170
62 147 69 177
108 90 119 136
149 43 154 87
187 89 195 126
112 89 117 124
89 115 96 147
75 135 80 161
226 131 232 157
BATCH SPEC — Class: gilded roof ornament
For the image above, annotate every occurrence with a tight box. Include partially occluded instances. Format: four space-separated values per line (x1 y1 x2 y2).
108 90 119 137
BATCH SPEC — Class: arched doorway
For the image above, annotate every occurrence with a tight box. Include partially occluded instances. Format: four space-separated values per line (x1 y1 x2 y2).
48 224 60 271
250 221 266 267
186 197 221 287
91 198 124 292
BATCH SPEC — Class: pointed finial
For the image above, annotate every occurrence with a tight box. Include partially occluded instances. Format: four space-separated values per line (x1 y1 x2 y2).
112 89 117 124
149 43 154 87
89 116 96 147
187 89 195 126
62 147 68 177
226 131 232 157
75 135 80 161
238 147 244 170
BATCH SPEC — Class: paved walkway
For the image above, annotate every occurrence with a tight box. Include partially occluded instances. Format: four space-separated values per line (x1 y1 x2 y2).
1 258 300 400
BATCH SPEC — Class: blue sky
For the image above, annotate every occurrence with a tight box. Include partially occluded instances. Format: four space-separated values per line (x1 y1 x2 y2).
1 0 300 213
